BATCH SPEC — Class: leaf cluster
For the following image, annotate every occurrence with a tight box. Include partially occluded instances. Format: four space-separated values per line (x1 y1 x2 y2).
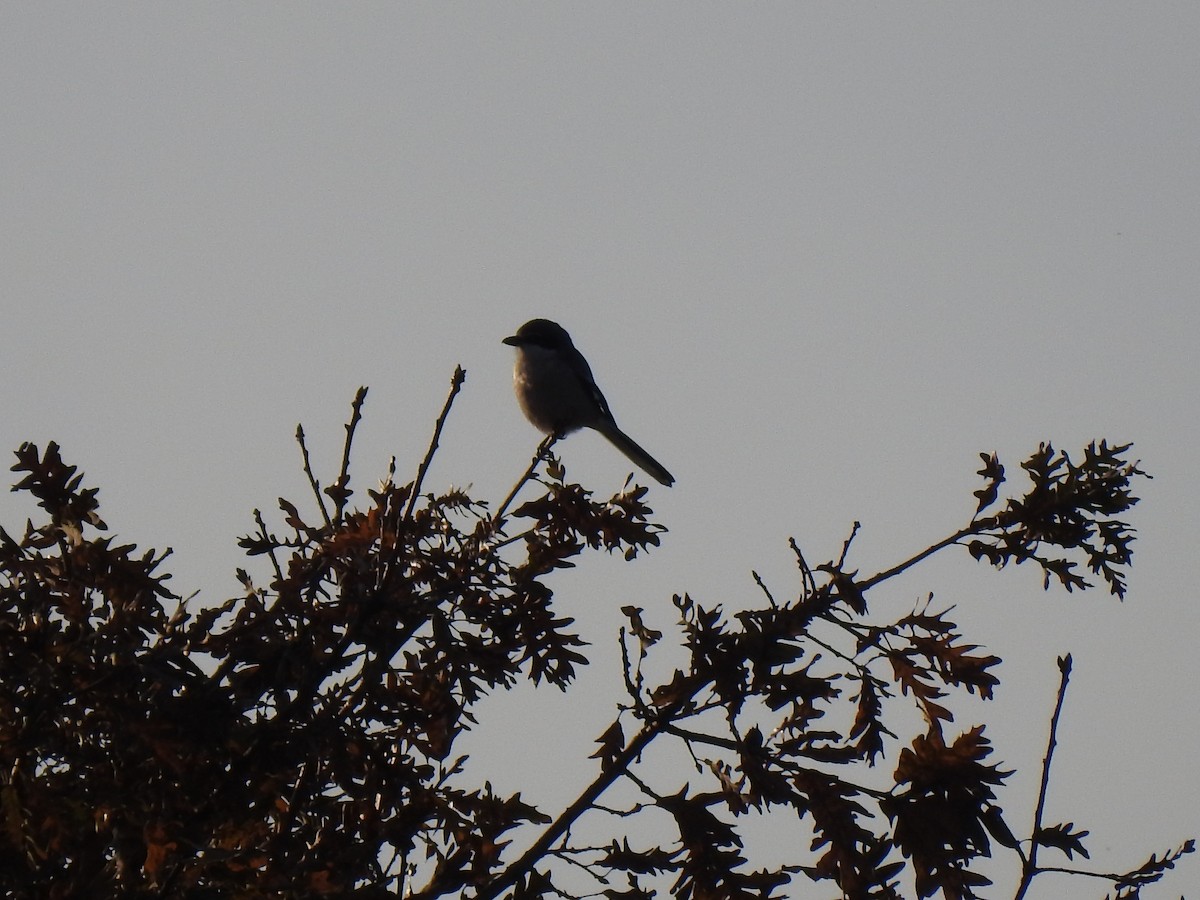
966 442 1146 598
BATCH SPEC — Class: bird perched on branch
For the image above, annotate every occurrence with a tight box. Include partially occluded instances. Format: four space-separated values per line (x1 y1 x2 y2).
503 318 675 487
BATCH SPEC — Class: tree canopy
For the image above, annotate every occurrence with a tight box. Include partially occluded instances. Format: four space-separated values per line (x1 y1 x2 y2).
0 373 1191 898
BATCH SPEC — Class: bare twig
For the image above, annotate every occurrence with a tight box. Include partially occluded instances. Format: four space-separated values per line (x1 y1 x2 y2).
253 508 284 584
660 723 740 753
788 537 817 600
458 685 702 900
329 386 369 524
751 570 778 608
374 455 400 593
493 434 557 526
859 526 975 591
1014 653 1073 900
403 366 466 521
296 424 331 527
837 522 860 568
618 628 644 709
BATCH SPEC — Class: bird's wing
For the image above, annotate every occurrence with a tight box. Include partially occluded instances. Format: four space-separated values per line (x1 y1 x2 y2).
566 345 614 422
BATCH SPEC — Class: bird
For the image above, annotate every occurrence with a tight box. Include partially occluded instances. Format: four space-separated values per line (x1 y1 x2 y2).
502 318 675 487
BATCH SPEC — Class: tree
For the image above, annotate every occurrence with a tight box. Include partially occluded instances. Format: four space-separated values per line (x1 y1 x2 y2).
0 371 1191 899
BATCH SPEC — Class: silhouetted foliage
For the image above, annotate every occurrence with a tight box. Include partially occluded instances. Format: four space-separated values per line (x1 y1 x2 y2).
0 374 1191 898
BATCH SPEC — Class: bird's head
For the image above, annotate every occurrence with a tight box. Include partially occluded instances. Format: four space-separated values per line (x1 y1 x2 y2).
503 319 574 350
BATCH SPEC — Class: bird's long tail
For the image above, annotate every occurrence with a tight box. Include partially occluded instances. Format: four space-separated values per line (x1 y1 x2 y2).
594 421 675 487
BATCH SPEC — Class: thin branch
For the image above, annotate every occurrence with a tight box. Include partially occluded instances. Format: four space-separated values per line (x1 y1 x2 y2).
403 366 466 521
1027 864 1134 881
460 685 703 900
488 523 545 551
660 723 740 752
545 845 609 886
374 455 400 593
799 623 870 672
1014 653 1073 900
493 434 557 525
253 508 284 583
591 800 652 818
859 526 975 591
788 536 817 600
836 521 860 568
622 767 666 804
751 570 778 608
329 386 369 524
619 628 644 709
296 424 332 527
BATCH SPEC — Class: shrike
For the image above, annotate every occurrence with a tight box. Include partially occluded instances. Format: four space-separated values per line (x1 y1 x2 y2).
503 319 675 487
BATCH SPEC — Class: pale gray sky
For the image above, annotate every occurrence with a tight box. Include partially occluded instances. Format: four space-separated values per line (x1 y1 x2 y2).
3 6 1197 897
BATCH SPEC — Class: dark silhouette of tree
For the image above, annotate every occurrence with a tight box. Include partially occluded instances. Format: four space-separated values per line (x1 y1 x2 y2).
0 372 1191 898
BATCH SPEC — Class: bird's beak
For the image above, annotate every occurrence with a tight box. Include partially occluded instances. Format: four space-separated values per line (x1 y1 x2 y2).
502 335 520 346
